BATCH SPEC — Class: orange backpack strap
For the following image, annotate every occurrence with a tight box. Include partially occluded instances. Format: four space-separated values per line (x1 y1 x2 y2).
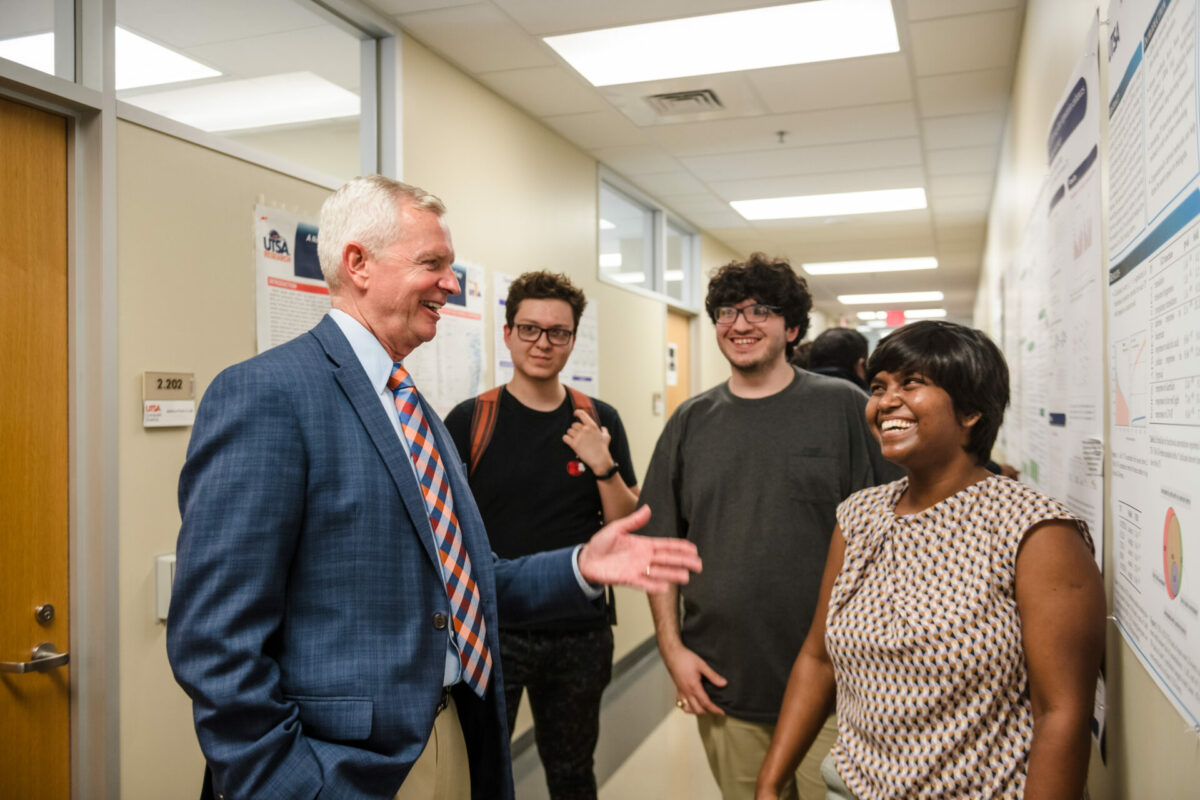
467 386 504 476
566 386 599 425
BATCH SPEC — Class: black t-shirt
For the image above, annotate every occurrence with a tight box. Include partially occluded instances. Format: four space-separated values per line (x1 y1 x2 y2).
445 389 637 629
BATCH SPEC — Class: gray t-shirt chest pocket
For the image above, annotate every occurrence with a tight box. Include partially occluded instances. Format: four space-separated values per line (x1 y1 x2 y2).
789 447 844 502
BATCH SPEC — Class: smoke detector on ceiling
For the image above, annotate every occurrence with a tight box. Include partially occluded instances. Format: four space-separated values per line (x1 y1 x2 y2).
644 89 724 116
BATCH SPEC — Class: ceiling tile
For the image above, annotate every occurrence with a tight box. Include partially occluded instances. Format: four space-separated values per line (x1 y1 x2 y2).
541 108 644 149
117 0 321 49
747 53 912 114
590 145 681 175
925 145 998 176
648 102 919 157
922 110 1007 147
373 0 479 13
630 172 711 197
183 28 360 88
929 172 994 198
709 166 927 201
681 138 923 182
916 68 1012 117
683 207 754 230
649 193 729 216
476 65 609 116
905 0 1022 22
494 0 801 36
908 9 1022 76
931 193 991 216
397 3 553 73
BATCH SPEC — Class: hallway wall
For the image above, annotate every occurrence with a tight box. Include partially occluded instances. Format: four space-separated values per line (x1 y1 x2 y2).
976 2 1200 797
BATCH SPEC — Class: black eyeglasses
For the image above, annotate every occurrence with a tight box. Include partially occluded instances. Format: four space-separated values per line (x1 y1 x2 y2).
714 304 781 325
513 324 575 346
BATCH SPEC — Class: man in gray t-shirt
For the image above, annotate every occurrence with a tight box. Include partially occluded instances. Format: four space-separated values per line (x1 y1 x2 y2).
641 253 898 800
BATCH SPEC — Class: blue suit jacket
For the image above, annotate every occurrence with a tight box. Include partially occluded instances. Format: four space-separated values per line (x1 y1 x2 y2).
167 317 598 800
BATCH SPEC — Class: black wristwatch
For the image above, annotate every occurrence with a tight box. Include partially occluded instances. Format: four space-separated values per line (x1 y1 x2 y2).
595 463 620 481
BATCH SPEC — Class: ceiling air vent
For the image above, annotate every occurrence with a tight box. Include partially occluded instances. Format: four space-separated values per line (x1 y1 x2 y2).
644 89 723 116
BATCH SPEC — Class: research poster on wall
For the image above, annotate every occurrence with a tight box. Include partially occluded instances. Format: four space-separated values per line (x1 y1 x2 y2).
403 261 487 417
1105 0 1200 728
255 204 329 353
1003 28 1106 560
492 272 600 396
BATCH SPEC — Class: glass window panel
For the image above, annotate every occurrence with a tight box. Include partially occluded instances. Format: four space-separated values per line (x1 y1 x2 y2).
0 0 74 81
665 220 694 304
115 0 363 180
600 183 654 291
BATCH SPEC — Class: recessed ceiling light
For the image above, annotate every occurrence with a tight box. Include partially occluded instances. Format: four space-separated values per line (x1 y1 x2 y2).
116 27 220 90
599 253 622 268
732 188 926 221
544 0 899 87
599 218 616 230
904 308 948 319
664 270 685 282
856 311 886 320
837 291 944 305
0 28 221 88
804 257 937 275
123 72 359 132
0 32 55 75
612 272 647 284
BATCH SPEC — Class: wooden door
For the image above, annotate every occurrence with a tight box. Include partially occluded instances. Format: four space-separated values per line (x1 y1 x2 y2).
665 309 691 416
0 95 71 799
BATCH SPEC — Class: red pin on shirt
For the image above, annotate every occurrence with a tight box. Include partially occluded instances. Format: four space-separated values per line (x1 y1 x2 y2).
567 460 587 476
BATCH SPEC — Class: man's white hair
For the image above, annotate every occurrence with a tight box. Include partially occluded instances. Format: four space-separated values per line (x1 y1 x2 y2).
317 175 446 289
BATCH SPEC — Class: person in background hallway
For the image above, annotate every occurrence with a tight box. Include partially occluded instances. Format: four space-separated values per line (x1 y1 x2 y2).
807 327 869 392
166 175 701 800
756 320 1104 800
639 253 900 800
789 339 813 370
445 271 638 800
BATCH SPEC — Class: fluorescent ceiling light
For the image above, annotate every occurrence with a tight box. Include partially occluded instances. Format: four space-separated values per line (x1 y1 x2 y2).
599 253 622 268
599 218 616 230
732 188 926 221
0 33 54 75
116 27 219 90
664 270 685 282
612 272 647 284
804 257 937 275
124 72 359 132
856 311 885 320
838 291 944 305
544 0 898 86
904 308 947 319
0 29 220 88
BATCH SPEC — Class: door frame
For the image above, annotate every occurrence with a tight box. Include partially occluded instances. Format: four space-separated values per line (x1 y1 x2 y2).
2 5 119 796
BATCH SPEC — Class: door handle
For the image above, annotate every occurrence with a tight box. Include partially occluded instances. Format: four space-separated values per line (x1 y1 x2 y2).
0 642 70 674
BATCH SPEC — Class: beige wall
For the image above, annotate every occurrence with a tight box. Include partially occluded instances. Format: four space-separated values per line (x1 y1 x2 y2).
976 2 1200 797
116 119 333 798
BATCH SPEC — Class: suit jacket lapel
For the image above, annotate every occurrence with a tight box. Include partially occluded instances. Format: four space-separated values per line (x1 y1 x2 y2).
311 317 443 571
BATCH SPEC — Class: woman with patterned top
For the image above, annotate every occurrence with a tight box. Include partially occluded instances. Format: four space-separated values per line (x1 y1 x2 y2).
755 321 1105 800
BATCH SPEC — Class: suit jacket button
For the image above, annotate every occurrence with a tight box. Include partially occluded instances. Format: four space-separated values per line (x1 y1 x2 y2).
432 612 448 630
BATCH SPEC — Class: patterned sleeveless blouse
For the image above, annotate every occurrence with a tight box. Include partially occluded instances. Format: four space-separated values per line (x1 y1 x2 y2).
825 475 1092 799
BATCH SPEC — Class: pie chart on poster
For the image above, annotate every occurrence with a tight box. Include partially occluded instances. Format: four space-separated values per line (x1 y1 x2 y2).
1163 507 1183 600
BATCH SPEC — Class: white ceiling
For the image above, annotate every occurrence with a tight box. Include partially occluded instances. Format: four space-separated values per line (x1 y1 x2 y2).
59 0 1026 324
377 0 1027 323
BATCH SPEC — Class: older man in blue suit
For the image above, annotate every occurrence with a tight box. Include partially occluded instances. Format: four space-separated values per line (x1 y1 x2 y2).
166 175 701 800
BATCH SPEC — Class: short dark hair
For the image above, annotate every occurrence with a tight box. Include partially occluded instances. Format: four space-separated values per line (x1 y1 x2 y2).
809 328 868 373
704 252 813 356
866 321 1009 465
790 340 813 369
505 271 587 329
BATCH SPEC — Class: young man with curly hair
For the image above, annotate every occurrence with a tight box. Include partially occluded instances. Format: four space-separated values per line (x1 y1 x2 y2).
639 254 900 800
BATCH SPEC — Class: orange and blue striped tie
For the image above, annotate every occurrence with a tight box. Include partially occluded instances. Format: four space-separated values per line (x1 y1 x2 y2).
389 363 492 697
